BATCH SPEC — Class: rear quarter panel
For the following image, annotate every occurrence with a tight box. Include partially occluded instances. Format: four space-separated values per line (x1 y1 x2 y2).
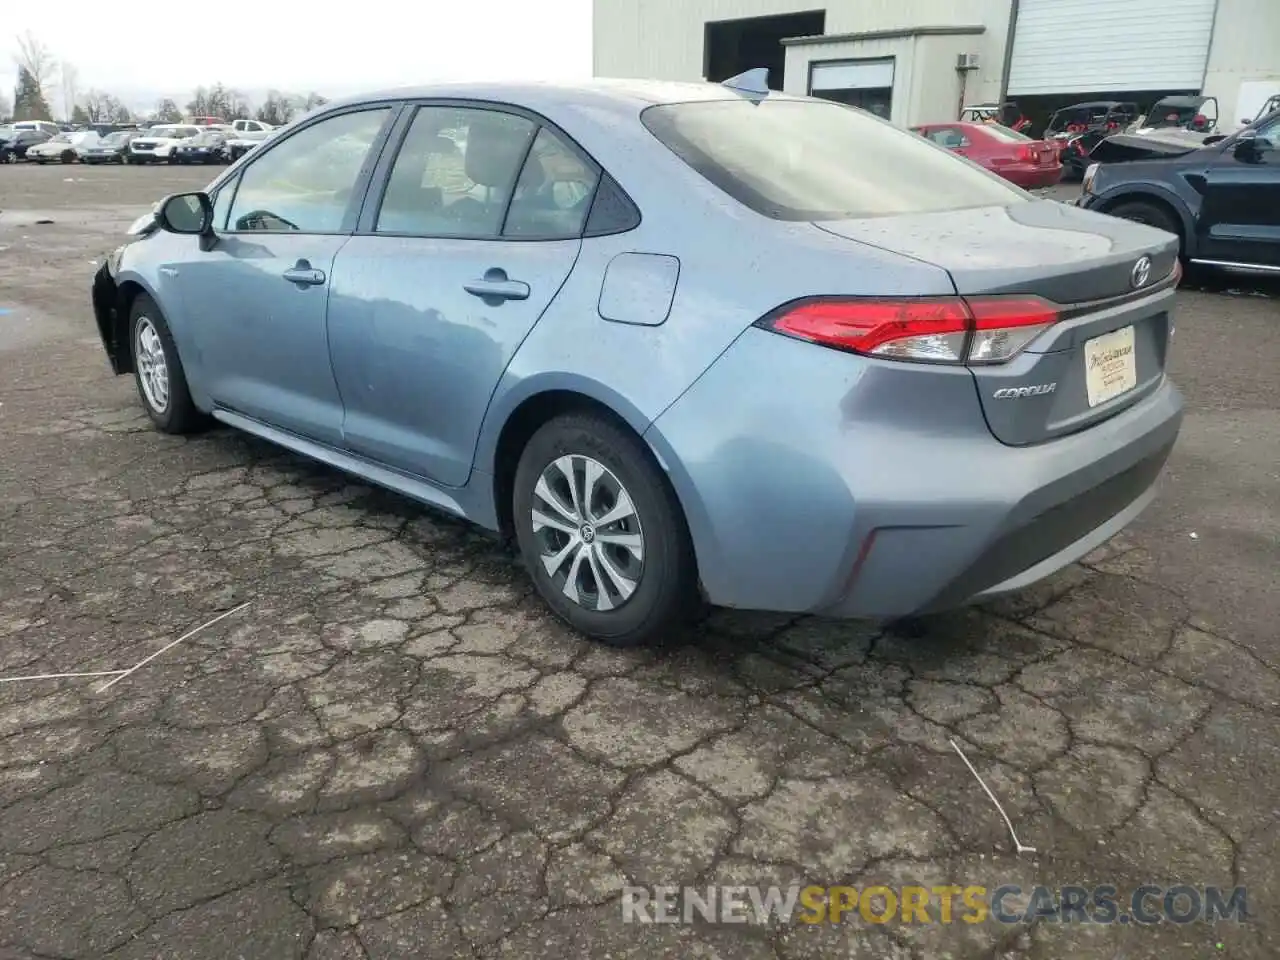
472 92 957 481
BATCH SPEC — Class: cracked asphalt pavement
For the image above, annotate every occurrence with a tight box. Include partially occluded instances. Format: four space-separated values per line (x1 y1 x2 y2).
1 166 1278 959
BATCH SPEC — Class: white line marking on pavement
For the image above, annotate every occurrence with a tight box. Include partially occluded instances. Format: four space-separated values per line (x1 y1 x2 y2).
94 600 253 693
0 669 128 684
949 737 1038 856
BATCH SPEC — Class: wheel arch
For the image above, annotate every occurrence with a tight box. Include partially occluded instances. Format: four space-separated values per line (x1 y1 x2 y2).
484 371 703 531
1095 186 1197 257
486 383 650 539
110 275 160 374
93 268 158 376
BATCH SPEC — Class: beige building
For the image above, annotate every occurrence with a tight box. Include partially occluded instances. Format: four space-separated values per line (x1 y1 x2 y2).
593 0 1280 127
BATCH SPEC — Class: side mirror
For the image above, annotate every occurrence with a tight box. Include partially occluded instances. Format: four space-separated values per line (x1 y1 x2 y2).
156 192 213 235
1233 130 1259 159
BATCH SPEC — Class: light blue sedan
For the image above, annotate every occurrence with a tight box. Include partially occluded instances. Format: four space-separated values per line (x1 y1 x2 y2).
91 75 1184 645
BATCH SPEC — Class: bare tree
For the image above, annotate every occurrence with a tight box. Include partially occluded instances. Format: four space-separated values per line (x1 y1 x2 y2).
154 98 182 122
256 90 294 126
0 91 11 121
13 31 57 102
83 89 132 123
59 62 79 122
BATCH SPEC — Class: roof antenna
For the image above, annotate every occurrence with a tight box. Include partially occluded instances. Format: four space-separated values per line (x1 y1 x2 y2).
721 68 770 99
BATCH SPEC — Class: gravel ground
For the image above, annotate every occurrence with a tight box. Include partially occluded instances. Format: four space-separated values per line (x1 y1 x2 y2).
1 163 1278 959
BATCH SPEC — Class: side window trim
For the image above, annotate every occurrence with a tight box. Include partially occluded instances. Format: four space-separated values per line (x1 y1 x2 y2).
222 101 406 236
212 175 240 232
495 121 543 237
355 97 637 241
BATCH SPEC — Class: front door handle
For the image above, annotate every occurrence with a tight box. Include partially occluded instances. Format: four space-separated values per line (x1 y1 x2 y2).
283 260 326 286
464 267 530 303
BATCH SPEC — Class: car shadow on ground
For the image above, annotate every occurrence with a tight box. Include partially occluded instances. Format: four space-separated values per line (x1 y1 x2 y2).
184 423 1073 673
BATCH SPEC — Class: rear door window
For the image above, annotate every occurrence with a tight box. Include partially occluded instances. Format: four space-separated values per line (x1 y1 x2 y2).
923 126 970 149
981 124 1033 143
502 127 600 238
641 98 1024 221
374 106 536 238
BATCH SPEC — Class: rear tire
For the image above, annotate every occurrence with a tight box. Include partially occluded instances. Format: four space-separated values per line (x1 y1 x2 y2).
512 413 698 647
129 294 205 435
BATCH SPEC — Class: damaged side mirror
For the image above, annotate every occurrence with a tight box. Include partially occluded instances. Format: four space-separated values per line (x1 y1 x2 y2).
1232 130 1261 160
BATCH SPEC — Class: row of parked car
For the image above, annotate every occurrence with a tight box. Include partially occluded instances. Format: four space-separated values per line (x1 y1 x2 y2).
0 118 277 166
914 92 1280 194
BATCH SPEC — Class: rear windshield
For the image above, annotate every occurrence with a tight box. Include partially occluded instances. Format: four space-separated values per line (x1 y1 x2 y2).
981 124 1033 143
641 99 1025 221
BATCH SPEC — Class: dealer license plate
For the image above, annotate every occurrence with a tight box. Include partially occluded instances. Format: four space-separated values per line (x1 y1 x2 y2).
1084 325 1137 407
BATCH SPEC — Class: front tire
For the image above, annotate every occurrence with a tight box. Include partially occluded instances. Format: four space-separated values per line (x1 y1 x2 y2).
129 295 204 434
1107 200 1181 237
512 413 698 646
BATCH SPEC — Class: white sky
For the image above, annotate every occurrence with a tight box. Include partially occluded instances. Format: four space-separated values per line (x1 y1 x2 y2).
3 0 594 114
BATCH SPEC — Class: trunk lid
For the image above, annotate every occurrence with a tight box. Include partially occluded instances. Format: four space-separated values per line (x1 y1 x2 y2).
816 200 1179 446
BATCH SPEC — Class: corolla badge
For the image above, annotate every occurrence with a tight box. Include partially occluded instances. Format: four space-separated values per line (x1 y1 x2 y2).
993 383 1057 399
1130 255 1153 289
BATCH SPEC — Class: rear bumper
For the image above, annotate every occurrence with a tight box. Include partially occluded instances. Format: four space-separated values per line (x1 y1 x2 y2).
646 326 1183 619
1001 165 1064 189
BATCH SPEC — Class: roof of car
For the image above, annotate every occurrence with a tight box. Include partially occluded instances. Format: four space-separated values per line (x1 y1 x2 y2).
320 78 808 114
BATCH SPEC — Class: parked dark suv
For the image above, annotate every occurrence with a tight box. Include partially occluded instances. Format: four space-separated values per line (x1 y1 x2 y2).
1078 109 1280 274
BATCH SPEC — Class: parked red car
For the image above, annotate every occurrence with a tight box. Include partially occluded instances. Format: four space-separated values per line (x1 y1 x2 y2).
912 121 1062 189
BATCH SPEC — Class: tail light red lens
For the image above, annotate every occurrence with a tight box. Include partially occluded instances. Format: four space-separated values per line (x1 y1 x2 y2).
758 296 1059 365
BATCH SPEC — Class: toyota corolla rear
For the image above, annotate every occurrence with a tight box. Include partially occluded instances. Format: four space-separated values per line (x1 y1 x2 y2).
637 95 1183 619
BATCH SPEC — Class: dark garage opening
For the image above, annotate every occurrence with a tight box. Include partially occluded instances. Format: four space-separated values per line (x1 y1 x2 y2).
704 11 826 91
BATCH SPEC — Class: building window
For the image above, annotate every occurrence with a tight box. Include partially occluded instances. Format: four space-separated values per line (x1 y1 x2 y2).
808 58 895 120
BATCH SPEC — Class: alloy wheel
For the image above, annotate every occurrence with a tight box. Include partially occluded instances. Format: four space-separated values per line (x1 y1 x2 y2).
531 454 645 612
135 317 170 413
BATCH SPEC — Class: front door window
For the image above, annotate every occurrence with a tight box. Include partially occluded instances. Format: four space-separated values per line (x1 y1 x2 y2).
227 108 392 234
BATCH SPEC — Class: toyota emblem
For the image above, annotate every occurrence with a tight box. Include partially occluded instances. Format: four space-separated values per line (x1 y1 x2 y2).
1131 255 1153 289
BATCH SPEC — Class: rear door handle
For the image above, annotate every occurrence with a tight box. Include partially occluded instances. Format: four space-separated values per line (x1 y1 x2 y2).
283 260 326 286
464 267 530 302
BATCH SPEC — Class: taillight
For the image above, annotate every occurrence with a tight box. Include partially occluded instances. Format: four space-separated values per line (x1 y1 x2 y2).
756 296 1058 365
1015 144 1035 162
965 297 1060 363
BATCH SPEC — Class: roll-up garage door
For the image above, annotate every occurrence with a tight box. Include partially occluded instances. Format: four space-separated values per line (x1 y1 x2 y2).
1007 0 1218 96
810 58 895 93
